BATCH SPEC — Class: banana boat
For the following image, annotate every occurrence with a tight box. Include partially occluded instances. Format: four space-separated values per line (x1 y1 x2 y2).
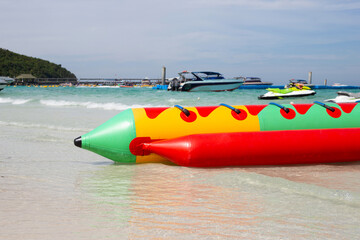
74 102 360 166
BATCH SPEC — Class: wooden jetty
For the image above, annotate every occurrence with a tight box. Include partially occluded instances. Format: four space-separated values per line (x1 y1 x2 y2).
13 77 163 86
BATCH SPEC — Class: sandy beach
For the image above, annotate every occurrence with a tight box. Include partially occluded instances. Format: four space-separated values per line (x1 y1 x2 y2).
1 86 360 239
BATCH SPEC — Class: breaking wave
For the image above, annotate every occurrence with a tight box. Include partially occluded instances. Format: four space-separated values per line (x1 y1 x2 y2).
40 99 165 110
0 120 91 132
0 97 32 105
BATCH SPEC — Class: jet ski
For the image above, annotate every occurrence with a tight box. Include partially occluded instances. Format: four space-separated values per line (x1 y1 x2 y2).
258 84 316 100
325 91 360 103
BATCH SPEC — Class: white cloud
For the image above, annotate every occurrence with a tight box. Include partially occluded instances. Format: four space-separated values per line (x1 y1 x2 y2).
190 0 360 11
0 0 359 82
195 0 316 10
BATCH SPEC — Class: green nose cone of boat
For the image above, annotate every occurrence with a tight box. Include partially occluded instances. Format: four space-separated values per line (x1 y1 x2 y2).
75 109 137 163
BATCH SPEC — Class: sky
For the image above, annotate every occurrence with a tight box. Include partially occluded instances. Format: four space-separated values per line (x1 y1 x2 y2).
1 0 360 84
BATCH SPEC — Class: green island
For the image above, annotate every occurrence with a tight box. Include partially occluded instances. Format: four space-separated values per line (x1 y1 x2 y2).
0 48 76 79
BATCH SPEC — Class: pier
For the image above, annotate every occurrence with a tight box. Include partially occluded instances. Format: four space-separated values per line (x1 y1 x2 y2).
14 78 78 86
78 78 163 86
13 77 164 86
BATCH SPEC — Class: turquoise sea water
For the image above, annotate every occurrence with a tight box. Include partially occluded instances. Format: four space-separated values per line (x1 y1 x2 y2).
1 86 360 239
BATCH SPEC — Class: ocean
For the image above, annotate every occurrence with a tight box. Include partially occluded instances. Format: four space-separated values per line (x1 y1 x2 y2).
1 86 360 239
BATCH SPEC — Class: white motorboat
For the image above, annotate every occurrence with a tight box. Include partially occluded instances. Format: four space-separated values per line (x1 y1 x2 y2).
258 85 316 99
0 76 14 91
167 71 243 92
0 79 7 91
332 83 348 87
0 76 15 84
325 91 360 103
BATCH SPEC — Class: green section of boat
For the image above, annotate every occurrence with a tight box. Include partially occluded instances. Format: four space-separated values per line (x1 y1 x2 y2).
81 109 136 163
258 103 360 131
266 86 311 94
266 88 293 94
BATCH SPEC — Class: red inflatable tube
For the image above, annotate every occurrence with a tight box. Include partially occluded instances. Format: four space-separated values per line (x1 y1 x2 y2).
131 128 360 167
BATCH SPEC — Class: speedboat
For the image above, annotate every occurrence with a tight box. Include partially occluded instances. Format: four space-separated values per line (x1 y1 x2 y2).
0 76 15 91
167 71 243 92
0 76 15 84
0 79 7 91
258 85 316 99
325 91 360 103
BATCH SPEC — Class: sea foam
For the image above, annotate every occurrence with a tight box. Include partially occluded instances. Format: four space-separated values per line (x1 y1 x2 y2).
168 98 183 103
0 97 32 105
40 99 165 110
0 120 91 132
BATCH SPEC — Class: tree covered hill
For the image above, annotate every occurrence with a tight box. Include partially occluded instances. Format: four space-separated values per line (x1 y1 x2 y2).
0 48 76 78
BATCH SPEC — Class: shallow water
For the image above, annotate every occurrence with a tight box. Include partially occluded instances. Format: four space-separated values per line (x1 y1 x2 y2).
1 86 359 239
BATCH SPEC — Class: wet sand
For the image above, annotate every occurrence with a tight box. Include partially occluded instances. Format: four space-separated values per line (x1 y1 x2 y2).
1 87 360 239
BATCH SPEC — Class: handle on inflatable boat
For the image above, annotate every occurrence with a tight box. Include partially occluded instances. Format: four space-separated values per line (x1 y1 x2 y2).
174 105 190 117
313 101 335 112
269 102 290 113
220 103 241 114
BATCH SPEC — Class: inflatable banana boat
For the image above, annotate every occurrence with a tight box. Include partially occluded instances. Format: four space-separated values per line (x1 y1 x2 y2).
74 102 360 167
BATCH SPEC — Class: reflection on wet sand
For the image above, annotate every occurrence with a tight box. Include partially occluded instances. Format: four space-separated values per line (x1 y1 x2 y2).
84 163 360 239
85 164 261 238
243 162 360 192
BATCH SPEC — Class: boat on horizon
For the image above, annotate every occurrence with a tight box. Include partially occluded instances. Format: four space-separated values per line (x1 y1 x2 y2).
167 71 243 92
332 83 348 87
289 79 315 88
241 77 273 86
